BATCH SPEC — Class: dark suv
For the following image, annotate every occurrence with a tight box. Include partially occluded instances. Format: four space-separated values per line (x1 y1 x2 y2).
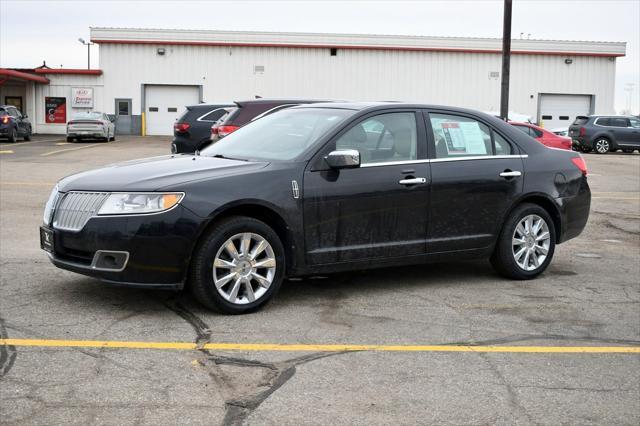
171 103 234 154
210 99 333 142
569 115 640 154
0 105 32 142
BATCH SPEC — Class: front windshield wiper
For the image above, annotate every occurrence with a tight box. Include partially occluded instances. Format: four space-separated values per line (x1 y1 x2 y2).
212 154 249 162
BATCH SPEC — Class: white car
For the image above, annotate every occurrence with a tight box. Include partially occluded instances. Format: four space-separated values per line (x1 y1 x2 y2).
66 111 116 142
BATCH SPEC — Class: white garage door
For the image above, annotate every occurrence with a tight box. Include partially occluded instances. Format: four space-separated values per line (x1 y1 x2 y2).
145 85 200 135
539 94 592 131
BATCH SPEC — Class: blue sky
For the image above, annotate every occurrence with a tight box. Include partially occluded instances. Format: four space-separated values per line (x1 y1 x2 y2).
1 0 638 113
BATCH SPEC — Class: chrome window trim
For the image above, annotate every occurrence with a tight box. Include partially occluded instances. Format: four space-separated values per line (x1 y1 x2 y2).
250 104 299 122
359 155 528 168
197 108 228 123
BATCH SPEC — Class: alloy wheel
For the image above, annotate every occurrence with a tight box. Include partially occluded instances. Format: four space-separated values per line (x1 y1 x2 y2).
212 232 276 305
595 139 609 153
512 214 551 272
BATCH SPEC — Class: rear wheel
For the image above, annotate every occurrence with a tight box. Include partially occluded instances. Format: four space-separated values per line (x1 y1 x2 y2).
23 128 31 141
66 136 74 142
594 138 611 154
7 128 17 143
190 216 285 314
491 203 556 280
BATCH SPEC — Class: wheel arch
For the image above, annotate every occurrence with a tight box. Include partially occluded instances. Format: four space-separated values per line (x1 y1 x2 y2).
186 200 295 282
501 194 563 243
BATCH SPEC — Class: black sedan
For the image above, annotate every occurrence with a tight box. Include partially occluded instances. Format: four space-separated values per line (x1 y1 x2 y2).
41 103 591 314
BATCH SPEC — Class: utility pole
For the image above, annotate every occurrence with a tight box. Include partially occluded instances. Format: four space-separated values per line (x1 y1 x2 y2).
500 0 513 120
78 38 94 69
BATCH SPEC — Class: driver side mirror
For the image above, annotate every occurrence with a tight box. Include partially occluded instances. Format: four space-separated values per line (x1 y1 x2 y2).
324 149 361 169
108 114 116 123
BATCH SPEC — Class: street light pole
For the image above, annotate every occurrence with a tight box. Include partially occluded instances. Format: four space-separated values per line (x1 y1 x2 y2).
78 38 94 70
500 0 513 121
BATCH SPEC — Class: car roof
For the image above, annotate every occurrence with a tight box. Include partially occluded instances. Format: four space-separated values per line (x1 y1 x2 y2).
234 98 340 107
186 103 235 109
294 102 503 117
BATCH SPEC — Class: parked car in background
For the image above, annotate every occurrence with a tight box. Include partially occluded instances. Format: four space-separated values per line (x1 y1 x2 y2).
66 111 116 142
0 105 32 142
550 128 569 137
171 103 234 154
41 103 590 314
486 111 533 123
510 122 572 150
210 99 334 142
569 115 640 154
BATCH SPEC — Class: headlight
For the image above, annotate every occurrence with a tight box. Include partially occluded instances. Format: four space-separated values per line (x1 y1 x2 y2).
97 193 184 215
43 185 59 225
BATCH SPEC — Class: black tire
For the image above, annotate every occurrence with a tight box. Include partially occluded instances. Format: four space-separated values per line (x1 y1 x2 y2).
189 216 285 314
623 149 634 153
491 203 556 280
110 133 116 141
23 128 31 141
66 137 74 142
593 137 611 154
7 127 17 143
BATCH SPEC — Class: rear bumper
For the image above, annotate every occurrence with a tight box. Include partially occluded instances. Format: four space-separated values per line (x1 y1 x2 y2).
556 177 591 244
67 131 108 138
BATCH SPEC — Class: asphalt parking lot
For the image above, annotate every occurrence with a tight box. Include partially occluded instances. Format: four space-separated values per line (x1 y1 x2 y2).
1 135 639 425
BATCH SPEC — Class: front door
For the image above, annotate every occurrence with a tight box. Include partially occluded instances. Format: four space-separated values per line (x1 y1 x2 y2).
115 98 132 135
303 111 430 264
425 111 524 252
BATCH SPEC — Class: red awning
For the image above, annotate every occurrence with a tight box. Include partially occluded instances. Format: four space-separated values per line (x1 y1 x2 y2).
0 69 50 84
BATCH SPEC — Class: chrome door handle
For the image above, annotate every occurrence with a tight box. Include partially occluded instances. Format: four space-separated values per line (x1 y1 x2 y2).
399 177 427 185
499 171 522 178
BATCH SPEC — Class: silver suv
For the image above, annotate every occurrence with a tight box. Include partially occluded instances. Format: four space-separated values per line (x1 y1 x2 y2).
569 115 640 154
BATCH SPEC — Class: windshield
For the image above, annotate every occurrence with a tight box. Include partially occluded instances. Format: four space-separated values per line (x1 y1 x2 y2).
72 111 103 120
201 108 352 161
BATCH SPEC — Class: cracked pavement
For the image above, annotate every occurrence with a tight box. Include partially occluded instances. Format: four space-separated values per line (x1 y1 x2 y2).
1 136 639 425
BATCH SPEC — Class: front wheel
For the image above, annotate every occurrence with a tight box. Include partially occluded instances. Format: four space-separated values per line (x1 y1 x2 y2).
491 203 556 280
23 128 31 141
7 128 17 143
594 138 611 154
190 216 285 314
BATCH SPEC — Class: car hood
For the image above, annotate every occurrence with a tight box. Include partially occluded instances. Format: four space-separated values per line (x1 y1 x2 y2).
57 155 269 192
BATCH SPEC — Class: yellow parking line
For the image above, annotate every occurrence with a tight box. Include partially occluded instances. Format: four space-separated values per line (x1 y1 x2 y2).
0 150 14 154
41 144 102 157
55 142 72 146
0 138 64 147
1 339 639 354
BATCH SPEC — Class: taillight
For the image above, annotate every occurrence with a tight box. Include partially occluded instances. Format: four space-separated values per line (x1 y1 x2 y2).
217 125 240 138
1 116 8 124
579 127 586 137
174 122 190 133
211 125 219 136
571 156 588 175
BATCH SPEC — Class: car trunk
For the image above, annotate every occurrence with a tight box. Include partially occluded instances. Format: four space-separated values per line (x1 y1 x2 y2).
569 116 589 138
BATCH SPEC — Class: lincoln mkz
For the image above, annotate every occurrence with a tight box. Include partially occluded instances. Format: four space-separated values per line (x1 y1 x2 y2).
41 103 591 314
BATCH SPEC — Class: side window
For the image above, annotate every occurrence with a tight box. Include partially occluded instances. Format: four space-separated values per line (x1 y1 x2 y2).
335 112 417 164
596 118 610 126
530 127 543 138
199 108 226 123
493 132 513 155
610 118 628 128
513 125 531 136
430 113 492 158
630 118 640 128
8 107 19 117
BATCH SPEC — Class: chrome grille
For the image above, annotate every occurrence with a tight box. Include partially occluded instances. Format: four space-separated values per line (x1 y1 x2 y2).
52 192 109 231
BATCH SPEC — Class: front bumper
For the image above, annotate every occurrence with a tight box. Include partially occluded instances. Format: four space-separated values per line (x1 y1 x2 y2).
42 205 203 289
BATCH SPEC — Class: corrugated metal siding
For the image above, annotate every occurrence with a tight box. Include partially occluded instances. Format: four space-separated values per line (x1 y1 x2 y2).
99 43 618 121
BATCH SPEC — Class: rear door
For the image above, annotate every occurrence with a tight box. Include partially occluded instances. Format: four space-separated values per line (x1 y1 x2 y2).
425 110 524 252
303 110 430 264
629 118 640 147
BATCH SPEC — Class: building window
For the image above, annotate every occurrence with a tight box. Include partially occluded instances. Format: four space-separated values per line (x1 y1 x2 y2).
149 107 158 112
330 48 337 56
118 101 130 116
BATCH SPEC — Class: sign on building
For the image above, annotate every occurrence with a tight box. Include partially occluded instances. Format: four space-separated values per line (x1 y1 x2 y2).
71 87 94 108
45 97 67 124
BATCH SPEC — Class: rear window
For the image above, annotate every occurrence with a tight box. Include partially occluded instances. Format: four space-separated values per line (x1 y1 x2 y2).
72 112 103 120
572 116 589 125
199 108 228 123
226 103 299 126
